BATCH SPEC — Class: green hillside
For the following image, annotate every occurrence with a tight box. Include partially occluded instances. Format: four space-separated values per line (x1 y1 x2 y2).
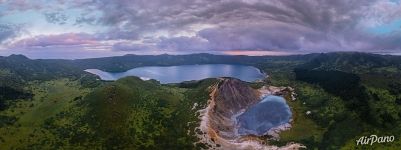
288 53 401 149
0 74 217 149
0 52 401 149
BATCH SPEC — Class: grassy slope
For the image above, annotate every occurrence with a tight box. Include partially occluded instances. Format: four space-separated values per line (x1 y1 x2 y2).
0 73 217 149
1 52 400 149
340 76 401 150
285 53 401 149
78 77 218 149
0 79 92 149
265 68 326 149
82 77 189 149
273 84 327 148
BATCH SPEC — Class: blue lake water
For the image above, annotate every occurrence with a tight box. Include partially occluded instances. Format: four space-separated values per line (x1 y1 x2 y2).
236 95 292 136
85 64 265 84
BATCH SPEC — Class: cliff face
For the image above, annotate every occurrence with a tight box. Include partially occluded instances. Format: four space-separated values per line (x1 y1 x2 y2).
208 78 261 139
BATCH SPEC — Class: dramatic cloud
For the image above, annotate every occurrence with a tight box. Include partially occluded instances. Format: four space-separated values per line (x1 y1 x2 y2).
68 0 401 51
44 12 68 25
0 24 22 43
11 33 99 48
1 0 401 58
112 42 154 51
157 36 210 51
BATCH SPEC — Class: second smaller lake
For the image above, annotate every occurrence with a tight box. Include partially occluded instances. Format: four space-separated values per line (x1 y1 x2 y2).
236 95 292 136
85 64 265 84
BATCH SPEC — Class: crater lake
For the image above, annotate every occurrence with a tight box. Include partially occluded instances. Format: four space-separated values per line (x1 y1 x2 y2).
85 64 266 84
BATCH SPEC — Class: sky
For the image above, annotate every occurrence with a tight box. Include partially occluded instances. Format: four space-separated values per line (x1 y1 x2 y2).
0 0 401 59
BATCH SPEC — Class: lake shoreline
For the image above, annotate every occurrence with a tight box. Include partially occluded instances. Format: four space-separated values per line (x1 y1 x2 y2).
85 64 265 84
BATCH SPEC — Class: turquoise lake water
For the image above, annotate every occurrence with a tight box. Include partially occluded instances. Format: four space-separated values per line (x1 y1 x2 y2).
236 95 292 136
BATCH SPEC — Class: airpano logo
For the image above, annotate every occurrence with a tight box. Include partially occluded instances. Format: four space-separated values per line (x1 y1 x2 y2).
356 135 395 145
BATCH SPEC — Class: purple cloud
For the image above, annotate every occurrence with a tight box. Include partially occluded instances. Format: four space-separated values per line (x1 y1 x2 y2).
11 33 99 48
44 12 68 25
157 36 210 51
80 0 401 52
0 24 23 43
1 0 401 58
112 42 154 51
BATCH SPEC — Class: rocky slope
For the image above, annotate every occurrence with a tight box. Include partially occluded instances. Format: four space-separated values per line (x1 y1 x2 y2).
208 78 261 139
197 78 304 149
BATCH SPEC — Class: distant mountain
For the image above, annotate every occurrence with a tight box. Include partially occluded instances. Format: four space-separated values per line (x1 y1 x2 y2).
70 53 316 72
0 55 95 110
2 52 399 79
0 54 83 84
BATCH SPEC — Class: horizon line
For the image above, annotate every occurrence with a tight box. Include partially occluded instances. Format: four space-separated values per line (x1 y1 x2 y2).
1 51 401 60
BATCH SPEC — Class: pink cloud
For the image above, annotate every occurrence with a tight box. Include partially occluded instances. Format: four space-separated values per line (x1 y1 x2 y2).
6 0 43 11
11 33 99 48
